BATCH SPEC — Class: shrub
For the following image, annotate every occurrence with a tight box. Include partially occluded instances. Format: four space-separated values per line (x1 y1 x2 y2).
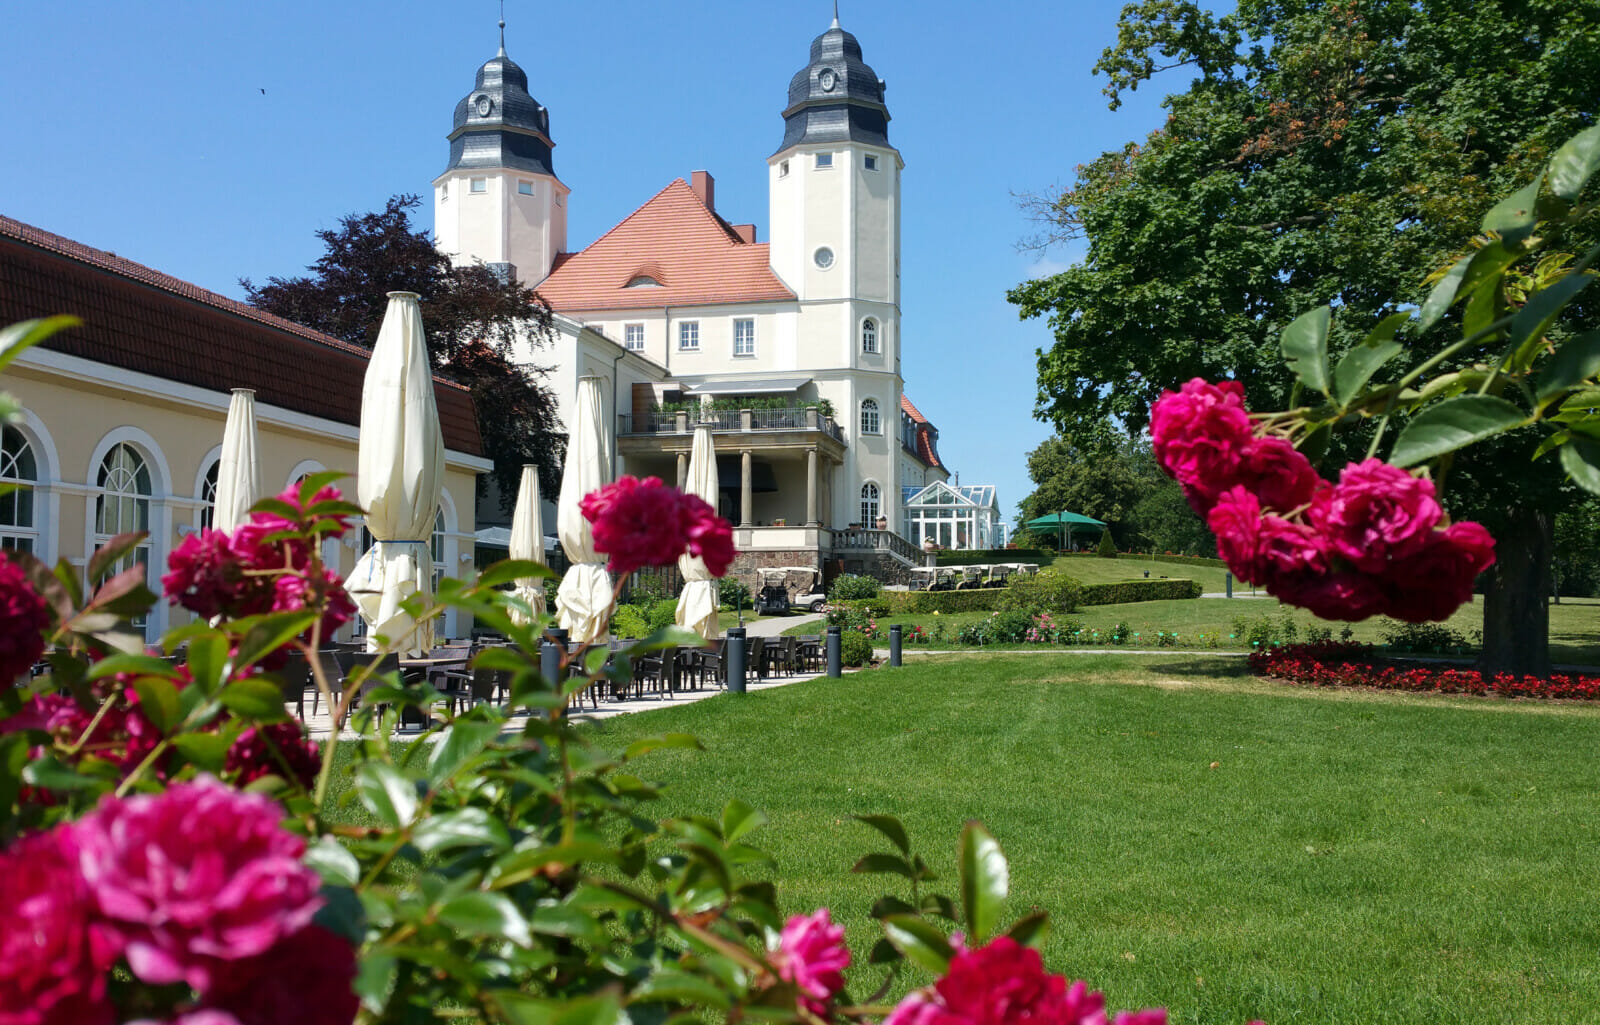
824 603 879 638
1109 621 1131 644
988 610 1038 643
829 573 881 601
718 578 751 612
1252 642 1600 700
885 589 1010 615
612 604 649 639
839 628 875 667
1077 579 1202 605
628 571 671 606
1095 530 1117 558
997 571 1084 614
1380 621 1478 655
647 597 678 632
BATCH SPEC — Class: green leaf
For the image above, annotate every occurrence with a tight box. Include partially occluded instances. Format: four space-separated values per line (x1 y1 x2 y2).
1333 312 1410 404
1548 125 1600 201
1532 432 1570 461
1389 395 1528 468
721 798 767 843
22 755 103 792
218 677 290 722
1509 273 1596 362
305 837 362 886
882 914 955 976
411 807 512 855
234 610 316 668
631 969 731 1011
170 732 231 771
958 821 1008 944
853 813 911 855
85 653 174 682
1481 178 1542 246
1419 252 1474 334
1537 331 1600 402
1279 306 1331 396
88 533 147 587
528 904 609 945
437 891 532 946
131 676 181 734
1006 910 1051 948
0 315 79 373
428 718 499 781
852 852 915 879
184 634 230 695
476 559 558 588
353 761 419 828
1560 438 1600 497
353 951 397 1015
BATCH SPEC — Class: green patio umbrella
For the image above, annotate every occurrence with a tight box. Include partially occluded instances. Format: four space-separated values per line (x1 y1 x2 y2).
1024 511 1107 551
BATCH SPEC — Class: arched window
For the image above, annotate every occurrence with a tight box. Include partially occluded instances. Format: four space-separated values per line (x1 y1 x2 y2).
0 425 38 553
94 443 152 599
860 398 881 435
860 482 880 527
861 318 879 355
199 459 219 530
432 508 446 590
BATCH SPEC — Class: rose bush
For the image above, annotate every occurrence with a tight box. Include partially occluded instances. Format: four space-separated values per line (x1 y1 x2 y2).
1251 642 1600 700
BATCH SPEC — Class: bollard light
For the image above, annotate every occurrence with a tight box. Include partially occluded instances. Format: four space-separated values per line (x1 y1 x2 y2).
826 625 842 678
889 624 902 668
727 627 747 693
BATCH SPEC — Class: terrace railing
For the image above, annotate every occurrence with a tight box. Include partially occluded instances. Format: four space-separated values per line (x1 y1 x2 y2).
828 527 923 567
619 407 844 443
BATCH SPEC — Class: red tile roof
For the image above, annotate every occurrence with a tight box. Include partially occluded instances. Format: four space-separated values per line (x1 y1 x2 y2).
535 179 796 311
900 394 943 469
0 215 484 457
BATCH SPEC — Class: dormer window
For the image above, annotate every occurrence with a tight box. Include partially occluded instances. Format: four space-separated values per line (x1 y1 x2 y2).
470 178 487 194
625 275 662 288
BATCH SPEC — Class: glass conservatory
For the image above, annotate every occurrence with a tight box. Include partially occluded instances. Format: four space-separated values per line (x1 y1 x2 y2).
901 481 1002 551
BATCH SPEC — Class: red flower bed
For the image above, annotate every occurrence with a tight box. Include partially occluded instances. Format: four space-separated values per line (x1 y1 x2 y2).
1250 641 1600 701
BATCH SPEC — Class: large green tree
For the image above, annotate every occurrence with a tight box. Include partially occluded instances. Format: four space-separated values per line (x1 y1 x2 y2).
243 195 565 507
1011 0 1600 672
1019 436 1214 554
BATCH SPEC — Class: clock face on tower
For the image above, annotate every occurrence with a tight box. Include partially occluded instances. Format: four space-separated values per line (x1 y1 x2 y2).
475 95 492 117
818 68 837 92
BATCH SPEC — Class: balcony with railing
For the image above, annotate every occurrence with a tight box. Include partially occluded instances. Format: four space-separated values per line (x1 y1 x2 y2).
828 527 926 567
618 407 845 445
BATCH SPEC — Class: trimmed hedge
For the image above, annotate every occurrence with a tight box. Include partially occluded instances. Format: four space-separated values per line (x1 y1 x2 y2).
933 549 1053 567
1079 579 1203 605
884 589 1011 614
833 597 891 617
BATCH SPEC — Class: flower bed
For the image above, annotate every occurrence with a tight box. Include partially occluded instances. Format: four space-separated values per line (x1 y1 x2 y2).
1251 642 1600 700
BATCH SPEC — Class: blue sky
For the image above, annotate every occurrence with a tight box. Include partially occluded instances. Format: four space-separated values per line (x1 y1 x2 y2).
2 1 1177 527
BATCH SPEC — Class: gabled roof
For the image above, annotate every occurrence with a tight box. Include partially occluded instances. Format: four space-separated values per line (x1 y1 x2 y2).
899 393 943 469
900 394 929 423
0 215 484 457
535 179 796 311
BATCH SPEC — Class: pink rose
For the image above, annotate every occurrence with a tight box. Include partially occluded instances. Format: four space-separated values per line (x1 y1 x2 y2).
582 476 737 578
126 1013 244 1025
75 780 322 993
271 567 357 640
225 722 321 791
0 551 50 688
774 909 851 1014
1238 437 1323 513
683 494 737 577
208 925 359 1025
163 529 273 620
0 825 114 1025
1270 570 1390 622
1383 521 1496 623
1150 379 1254 512
1313 459 1442 573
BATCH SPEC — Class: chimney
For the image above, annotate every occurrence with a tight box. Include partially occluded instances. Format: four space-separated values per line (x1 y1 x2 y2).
731 223 757 243
691 170 715 212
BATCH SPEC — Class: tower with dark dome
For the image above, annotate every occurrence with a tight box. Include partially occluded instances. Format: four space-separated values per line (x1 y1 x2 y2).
433 20 569 286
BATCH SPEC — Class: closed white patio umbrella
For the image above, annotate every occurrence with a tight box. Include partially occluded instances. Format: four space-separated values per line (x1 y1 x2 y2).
348 292 446 656
556 376 613 643
508 464 546 624
675 423 719 641
212 388 261 533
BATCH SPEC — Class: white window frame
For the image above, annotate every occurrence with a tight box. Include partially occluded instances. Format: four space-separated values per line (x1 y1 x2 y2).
733 318 756 357
470 178 488 194
93 442 153 627
860 482 881 527
860 398 881 436
0 425 38 554
624 323 645 351
439 181 449 201
861 318 879 354
815 152 834 169
864 154 879 171
779 159 790 178
518 180 534 196
678 321 700 352
199 458 219 530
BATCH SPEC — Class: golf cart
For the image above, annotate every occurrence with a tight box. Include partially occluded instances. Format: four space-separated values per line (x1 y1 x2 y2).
753 567 826 615
909 566 961 591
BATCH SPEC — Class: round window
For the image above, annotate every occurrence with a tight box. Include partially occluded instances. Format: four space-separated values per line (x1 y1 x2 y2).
814 247 835 269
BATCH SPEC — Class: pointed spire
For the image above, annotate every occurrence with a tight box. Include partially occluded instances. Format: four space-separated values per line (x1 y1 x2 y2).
497 0 506 56
831 0 840 28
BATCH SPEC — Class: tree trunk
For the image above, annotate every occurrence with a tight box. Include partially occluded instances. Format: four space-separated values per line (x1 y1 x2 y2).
1477 509 1553 678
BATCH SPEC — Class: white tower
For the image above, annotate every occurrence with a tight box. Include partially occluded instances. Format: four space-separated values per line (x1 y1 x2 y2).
768 13 904 530
433 21 568 286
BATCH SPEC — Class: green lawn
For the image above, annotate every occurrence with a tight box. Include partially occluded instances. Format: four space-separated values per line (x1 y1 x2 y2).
585 655 1600 1023
1045 555 1248 594
792 597 1600 666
